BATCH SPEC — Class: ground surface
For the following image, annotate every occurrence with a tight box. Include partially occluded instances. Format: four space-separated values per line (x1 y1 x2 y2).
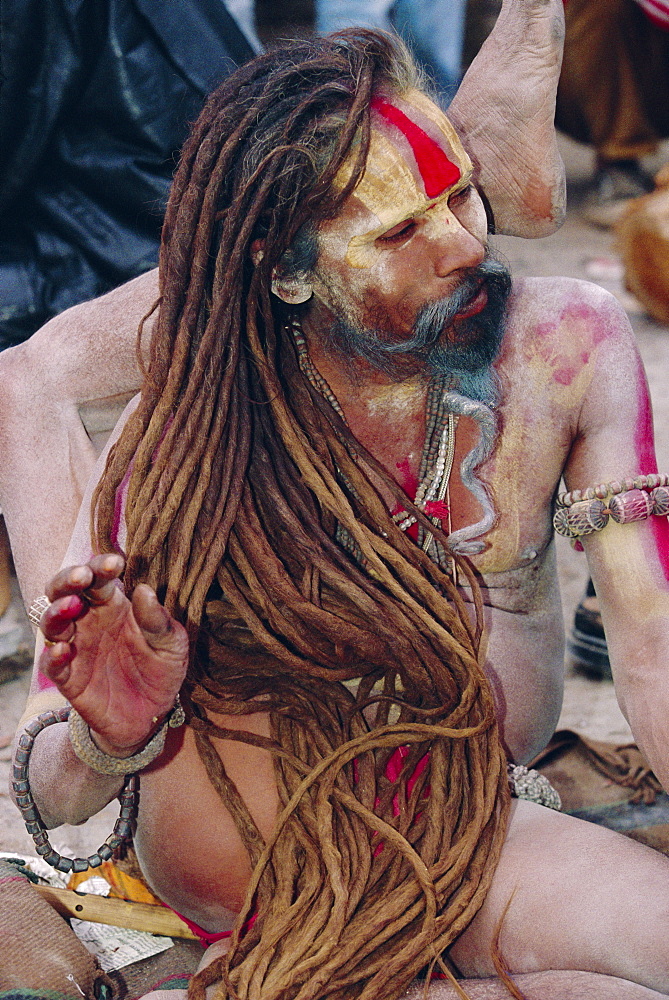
0 126 667 854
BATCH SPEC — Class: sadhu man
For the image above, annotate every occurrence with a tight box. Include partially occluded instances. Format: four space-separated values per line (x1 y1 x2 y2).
10 19 669 1000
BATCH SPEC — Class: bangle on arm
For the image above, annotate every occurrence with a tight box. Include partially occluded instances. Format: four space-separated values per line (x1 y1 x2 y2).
68 698 185 776
13 708 138 874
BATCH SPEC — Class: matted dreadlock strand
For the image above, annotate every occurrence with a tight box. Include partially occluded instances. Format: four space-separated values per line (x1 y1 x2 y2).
286 369 486 640
91 29 516 1000
238 423 443 673
218 728 500 995
272 344 484 647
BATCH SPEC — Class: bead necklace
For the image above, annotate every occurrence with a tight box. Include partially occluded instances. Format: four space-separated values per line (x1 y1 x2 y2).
289 315 457 565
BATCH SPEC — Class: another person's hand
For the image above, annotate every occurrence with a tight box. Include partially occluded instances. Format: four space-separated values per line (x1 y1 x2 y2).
39 553 189 758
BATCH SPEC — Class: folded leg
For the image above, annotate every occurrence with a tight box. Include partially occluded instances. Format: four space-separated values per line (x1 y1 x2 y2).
450 799 669 993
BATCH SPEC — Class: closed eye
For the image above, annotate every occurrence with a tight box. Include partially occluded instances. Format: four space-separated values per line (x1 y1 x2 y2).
377 220 417 245
448 183 474 207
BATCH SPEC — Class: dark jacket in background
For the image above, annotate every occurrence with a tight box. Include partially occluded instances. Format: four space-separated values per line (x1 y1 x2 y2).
0 0 255 347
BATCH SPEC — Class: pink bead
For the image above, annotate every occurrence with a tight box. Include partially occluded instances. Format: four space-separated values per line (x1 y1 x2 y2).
651 487 669 516
608 489 653 524
553 500 608 537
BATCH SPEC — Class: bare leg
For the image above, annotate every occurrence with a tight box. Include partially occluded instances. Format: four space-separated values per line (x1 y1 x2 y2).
449 0 566 237
139 960 668 998
449 800 669 993
407 971 668 999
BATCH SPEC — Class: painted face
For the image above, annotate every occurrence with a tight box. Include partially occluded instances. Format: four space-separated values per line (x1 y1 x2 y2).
310 90 489 348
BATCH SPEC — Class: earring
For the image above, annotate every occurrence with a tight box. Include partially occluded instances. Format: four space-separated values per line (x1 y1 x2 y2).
270 274 313 304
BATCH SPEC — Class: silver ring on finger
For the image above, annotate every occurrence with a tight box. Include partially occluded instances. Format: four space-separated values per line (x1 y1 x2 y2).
27 595 51 628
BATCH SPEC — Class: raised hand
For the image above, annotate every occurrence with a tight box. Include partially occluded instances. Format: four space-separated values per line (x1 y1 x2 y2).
39 553 189 757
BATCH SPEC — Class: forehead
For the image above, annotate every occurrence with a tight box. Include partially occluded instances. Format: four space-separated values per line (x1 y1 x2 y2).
330 90 472 266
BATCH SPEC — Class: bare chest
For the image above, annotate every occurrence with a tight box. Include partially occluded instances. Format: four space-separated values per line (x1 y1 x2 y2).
347 396 567 581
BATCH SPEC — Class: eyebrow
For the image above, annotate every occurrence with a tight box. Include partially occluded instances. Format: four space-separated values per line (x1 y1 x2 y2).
370 96 461 198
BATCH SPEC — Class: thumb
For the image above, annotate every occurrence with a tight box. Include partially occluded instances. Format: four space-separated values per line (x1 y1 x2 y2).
132 585 189 656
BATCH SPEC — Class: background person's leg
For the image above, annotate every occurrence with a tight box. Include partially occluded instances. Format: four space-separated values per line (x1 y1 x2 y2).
392 0 469 101
556 0 668 225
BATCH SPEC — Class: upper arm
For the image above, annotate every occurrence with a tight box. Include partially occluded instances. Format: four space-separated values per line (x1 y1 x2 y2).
558 292 669 666
63 394 140 568
0 271 155 608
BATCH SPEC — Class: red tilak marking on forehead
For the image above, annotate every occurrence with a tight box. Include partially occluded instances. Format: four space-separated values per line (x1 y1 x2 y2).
371 96 461 198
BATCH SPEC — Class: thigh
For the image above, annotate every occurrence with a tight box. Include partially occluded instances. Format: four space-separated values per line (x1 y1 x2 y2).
449 800 669 993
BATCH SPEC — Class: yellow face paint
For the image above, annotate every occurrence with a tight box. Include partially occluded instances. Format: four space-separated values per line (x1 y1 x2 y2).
333 90 473 268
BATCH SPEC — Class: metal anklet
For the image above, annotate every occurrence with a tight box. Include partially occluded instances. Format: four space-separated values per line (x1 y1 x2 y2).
68 698 185 776
12 708 138 873
554 474 669 540
507 763 561 811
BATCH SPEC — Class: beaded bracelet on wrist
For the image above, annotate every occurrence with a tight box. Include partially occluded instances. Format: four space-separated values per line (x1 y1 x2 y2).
553 474 669 540
12 708 138 874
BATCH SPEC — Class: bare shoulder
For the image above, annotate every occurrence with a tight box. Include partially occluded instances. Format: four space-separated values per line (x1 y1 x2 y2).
498 276 638 406
28 268 159 346
506 275 635 350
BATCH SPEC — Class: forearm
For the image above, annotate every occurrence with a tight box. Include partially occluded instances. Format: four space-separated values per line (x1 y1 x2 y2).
14 718 126 829
583 519 669 792
606 619 669 794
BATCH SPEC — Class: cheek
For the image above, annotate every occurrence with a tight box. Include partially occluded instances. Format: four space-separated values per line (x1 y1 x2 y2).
451 194 488 241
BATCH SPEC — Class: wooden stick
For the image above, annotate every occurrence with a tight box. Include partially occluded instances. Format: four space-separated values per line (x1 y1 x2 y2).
35 884 199 940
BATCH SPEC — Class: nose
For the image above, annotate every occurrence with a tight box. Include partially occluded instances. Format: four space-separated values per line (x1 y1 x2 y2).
426 201 486 278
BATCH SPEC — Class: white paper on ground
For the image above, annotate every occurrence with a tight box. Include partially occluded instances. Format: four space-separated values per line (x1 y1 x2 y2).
71 918 174 972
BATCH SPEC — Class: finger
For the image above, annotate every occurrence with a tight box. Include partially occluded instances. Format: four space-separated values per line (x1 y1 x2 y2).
41 594 85 642
132 585 189 657
45 554 125 606
46 564 95 603
39 638 76 687
84 553 126 606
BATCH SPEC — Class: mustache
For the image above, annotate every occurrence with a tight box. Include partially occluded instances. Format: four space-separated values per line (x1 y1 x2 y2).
375 254 512 357
320 250 512 400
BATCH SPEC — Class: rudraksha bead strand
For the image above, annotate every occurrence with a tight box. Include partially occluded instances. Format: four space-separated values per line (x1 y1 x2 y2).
557 473 669 508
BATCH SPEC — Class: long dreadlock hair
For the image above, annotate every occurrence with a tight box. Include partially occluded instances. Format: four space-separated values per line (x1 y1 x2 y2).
93 29 511 1000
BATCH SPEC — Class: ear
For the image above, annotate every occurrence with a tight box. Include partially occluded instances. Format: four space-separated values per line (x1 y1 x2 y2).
270 273 313 304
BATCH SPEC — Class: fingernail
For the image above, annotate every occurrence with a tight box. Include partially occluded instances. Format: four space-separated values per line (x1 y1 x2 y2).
62 595 84 615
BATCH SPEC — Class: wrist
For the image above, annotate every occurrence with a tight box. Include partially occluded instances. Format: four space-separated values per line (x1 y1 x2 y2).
90 724 163 759
68 699 186 776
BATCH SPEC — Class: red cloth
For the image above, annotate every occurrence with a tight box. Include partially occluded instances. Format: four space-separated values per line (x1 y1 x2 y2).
635 0 669 28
